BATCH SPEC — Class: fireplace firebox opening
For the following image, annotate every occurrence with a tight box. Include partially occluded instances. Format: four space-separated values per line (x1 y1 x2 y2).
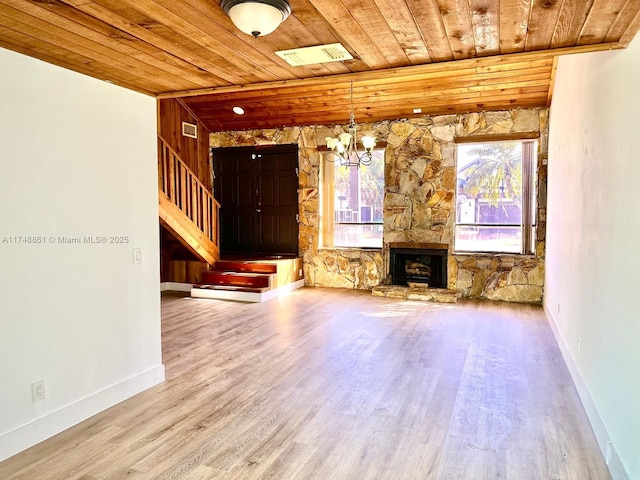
389 247 448 288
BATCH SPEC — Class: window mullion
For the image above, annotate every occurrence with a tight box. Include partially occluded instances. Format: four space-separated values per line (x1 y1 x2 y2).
322 155 335 247
521 141 534 254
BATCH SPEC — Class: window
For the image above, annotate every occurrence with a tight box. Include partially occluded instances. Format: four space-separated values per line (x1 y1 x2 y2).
322 149 384 248
455 139 537 254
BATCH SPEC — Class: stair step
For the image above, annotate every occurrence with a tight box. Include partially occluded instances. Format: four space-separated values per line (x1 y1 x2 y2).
193 284 269 294
214 260 277 274
201 271 273 289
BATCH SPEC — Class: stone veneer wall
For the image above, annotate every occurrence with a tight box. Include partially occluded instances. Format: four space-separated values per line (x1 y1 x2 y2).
210 107 548 302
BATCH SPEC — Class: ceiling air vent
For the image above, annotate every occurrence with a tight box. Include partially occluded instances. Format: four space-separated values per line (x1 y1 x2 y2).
182 121 197 139
275 43 354 67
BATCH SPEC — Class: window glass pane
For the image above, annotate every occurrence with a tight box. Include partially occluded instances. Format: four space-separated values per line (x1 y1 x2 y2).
455 140 537 254
333 149 384 248
455 225 522 253
334 224 383 248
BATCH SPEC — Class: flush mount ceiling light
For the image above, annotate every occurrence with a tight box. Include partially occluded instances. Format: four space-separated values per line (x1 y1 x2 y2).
221 0 291 38
232 106 245 115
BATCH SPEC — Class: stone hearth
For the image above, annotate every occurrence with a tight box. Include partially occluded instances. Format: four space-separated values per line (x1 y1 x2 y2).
372 284 457 303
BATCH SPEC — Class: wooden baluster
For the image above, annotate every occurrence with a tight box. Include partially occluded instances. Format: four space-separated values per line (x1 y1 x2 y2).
214 200 220 245
200 188 205 231
168 153 176 202
165 146 171 195
197 186 203 231
158 139 163 192
212 198 218 242
202 188 209 239
182 166 187 215
174 159 180 207
205 197 210 240
191 177 198 224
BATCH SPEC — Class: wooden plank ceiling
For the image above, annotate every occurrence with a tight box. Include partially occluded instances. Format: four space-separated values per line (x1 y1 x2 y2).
1 0 639 131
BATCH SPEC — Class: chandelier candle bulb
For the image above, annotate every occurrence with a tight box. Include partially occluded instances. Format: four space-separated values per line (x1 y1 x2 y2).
339 133 352 147
362 136 376 151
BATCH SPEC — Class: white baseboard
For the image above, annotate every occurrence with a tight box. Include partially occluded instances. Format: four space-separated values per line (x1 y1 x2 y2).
160 282 193 292
543 301 630 480
0 364 165 462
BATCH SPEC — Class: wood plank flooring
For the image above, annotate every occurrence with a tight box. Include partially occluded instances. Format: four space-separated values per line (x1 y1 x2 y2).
0 288 610 479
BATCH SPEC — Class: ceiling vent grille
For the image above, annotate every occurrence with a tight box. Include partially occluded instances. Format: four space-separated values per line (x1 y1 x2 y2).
182 121 197 139
275 43 354 67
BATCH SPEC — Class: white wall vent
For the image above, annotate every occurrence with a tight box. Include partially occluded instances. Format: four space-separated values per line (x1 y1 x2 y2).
182 121 197 139
275 43 354 67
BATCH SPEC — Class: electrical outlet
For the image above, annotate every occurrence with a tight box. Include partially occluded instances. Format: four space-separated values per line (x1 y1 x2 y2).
133 247 142 264
577 337 582 356
31 379 46 402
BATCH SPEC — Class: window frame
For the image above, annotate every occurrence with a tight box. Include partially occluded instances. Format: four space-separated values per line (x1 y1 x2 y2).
454 136 538 255
321 148 385 249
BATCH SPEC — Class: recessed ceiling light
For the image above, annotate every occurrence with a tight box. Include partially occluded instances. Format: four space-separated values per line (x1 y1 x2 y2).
413 108 422 114
233 106 245 115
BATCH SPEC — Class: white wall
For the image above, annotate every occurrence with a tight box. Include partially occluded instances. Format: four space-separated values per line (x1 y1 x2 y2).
0 48 164 461
546 38 640 480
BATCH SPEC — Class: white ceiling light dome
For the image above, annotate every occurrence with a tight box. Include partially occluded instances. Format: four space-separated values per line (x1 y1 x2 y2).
221 0 291 38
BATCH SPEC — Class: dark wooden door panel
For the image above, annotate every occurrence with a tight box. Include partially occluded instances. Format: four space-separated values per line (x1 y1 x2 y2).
257 148 298 254
213 145 298 255
214 147 256 252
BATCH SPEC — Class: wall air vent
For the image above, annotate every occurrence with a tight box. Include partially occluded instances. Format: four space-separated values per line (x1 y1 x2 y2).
275 43 354 67
182 121 197 139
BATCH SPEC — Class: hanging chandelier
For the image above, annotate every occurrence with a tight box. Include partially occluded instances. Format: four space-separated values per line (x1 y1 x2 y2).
325 81 376 167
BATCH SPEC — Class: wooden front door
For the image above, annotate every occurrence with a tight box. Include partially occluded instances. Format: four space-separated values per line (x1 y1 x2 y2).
212 145 299 255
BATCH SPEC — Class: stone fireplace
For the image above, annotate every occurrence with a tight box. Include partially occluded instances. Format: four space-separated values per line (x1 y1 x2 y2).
389 243 448 288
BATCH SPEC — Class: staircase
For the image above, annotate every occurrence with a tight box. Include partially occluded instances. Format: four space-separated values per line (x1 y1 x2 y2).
191 258 304 303
158 135 304 302
158 135 220 266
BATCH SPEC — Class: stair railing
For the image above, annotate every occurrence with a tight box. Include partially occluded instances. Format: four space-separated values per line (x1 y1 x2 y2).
158 135 220 250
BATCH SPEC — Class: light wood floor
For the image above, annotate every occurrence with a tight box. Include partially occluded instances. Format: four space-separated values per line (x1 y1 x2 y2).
0 288 610 479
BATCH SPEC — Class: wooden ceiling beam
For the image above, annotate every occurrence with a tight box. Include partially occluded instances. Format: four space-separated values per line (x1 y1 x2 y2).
195 85 550 118
201 97 548 131
159 43 616 99
181 68 552 106
196 88 549 120
186 81 551 115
